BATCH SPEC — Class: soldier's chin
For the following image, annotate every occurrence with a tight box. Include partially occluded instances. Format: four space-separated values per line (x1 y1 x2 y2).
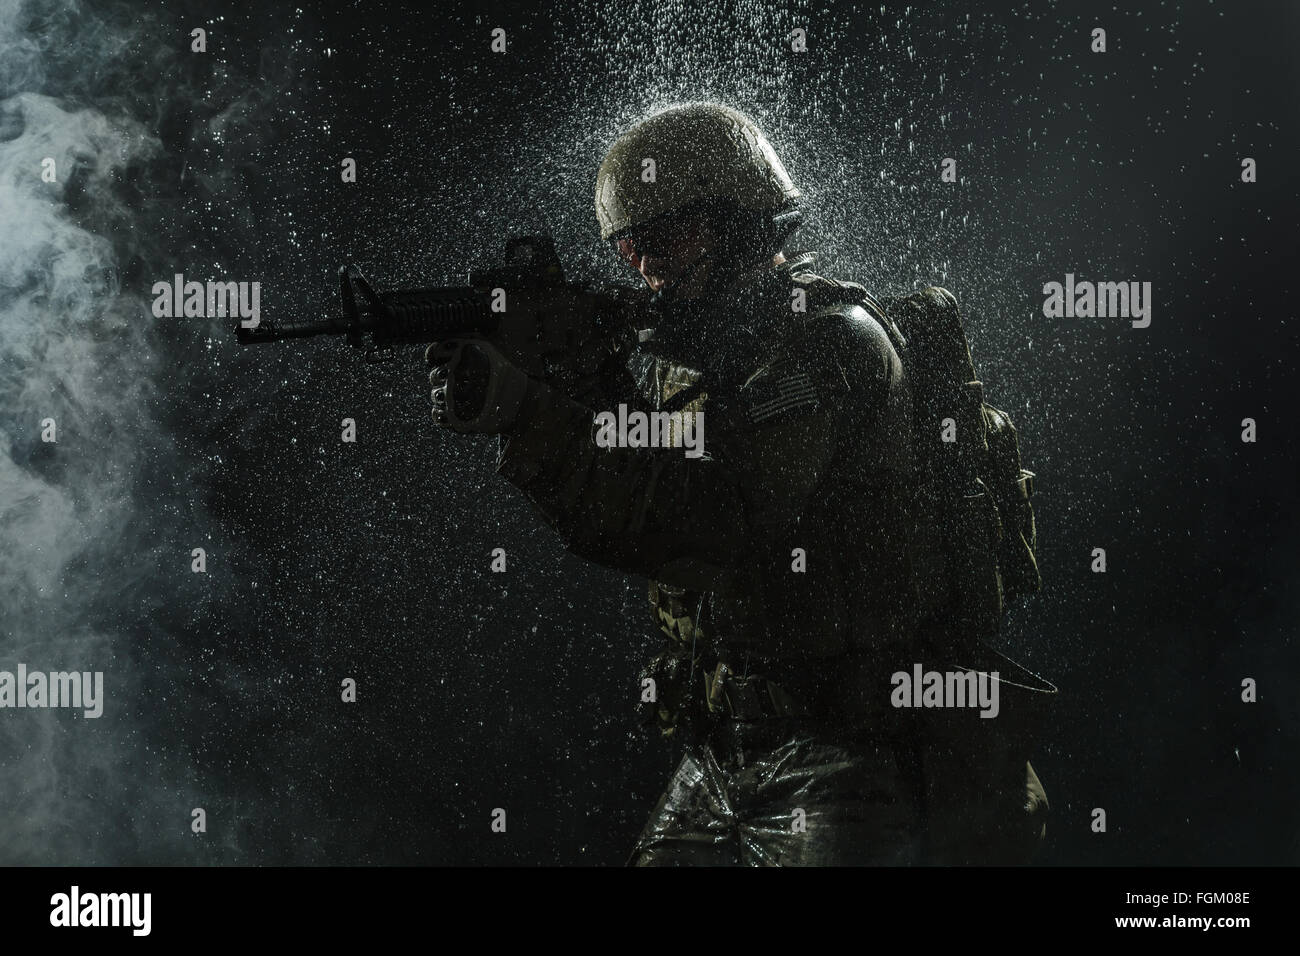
665 271 716 302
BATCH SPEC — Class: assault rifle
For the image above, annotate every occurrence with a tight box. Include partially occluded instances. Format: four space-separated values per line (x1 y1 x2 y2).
235 236 647 381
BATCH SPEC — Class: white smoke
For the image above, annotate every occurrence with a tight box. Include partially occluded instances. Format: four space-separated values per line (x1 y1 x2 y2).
0 3 203 864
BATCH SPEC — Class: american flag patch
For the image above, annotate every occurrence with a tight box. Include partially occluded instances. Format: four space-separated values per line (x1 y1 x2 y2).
745 370 819 424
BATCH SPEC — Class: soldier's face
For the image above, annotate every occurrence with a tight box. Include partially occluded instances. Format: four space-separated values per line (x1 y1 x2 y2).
614 213 717 298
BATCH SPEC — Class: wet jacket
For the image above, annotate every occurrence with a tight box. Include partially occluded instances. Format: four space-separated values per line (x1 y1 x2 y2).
494 255 1049 864
497 255 921 722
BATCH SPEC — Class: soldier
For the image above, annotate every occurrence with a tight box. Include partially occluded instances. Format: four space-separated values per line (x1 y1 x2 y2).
426 103 1051 865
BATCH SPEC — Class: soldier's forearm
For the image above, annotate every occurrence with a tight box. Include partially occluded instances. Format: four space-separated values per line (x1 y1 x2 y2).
495 381 752 589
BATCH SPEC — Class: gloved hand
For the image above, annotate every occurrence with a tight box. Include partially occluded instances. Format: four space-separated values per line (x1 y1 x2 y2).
425 338 532 433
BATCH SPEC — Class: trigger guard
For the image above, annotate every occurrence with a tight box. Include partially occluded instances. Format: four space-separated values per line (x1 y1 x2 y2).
425 338 467 368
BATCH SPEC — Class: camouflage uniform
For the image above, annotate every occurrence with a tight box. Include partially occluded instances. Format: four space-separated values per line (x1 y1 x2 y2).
495 254 1049 865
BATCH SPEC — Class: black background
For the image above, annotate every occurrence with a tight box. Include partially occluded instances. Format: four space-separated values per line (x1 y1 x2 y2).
0 0 1296 865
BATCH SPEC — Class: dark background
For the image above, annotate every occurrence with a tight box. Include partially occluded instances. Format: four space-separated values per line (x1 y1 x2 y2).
0 0 1296 865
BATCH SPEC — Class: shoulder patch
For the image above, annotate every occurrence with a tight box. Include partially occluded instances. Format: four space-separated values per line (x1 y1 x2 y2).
740 363 820 425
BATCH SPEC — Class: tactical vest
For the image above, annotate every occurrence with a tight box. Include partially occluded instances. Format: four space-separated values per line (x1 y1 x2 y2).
636 265 913 732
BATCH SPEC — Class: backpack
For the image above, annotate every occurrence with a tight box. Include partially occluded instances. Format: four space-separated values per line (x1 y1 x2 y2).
859 286 1041 645
790 275 1052 856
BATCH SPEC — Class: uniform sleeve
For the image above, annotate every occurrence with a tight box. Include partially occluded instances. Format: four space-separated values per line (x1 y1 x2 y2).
494 319 888 594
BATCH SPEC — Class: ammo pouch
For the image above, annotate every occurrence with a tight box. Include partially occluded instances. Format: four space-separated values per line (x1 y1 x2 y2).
981 405 1041 605
637 648 703 738
702 662 811 720
637 651 812 737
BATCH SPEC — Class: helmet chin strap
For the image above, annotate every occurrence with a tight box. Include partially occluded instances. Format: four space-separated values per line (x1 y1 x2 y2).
652 240 769 307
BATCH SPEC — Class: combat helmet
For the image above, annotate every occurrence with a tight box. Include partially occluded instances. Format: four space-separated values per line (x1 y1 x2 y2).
595 103 802 264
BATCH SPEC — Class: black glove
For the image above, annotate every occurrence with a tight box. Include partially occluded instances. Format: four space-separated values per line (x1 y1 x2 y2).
425 338 532 433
